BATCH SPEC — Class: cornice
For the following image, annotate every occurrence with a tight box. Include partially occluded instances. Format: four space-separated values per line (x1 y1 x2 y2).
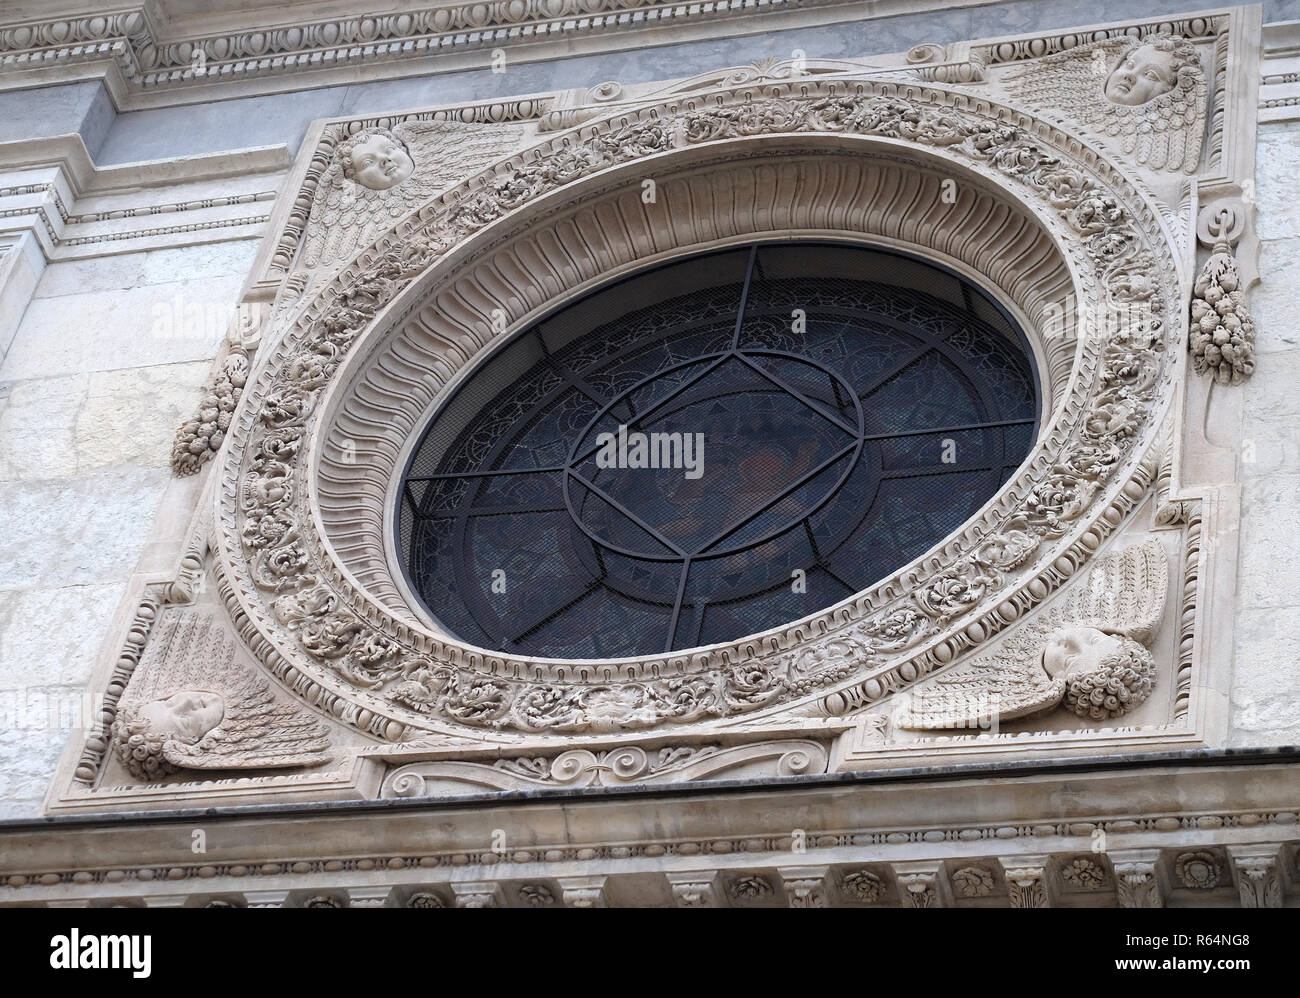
0 135 289 260
4 754 1298 906
0 0 981 110
0 134 289 195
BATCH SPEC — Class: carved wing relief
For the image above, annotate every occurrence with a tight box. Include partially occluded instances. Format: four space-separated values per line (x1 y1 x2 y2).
302 120 524 271
894 539 1168 730
111 610 331 782
1003 35 1207 174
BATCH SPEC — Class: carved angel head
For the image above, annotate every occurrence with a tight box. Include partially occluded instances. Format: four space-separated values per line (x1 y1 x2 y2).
139 690 225 740
1103 38 1198 106
892 540 1167 731
1004 33 1206 173
113 689 226 780
1043 626 1156 720
300 120 522 271
337 129 414 190
110 612 332 783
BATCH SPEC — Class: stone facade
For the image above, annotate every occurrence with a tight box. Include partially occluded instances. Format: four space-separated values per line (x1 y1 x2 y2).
0 0 1297 907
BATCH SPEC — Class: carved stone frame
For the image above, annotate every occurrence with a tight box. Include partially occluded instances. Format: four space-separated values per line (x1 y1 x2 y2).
221 84 1178 730
46 8 1259 812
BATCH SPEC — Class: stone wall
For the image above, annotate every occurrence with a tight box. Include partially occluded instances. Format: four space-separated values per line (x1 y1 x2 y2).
0 239 256 817
1230 118 1300 746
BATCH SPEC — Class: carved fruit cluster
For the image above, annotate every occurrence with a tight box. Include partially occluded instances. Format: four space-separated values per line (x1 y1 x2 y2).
1189 251 1255 385
173 351 248 475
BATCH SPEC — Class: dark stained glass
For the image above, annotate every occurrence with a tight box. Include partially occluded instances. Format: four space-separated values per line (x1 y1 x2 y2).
398 242 1039 659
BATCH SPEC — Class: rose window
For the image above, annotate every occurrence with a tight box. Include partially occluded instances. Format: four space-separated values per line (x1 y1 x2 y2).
398 242 1039 658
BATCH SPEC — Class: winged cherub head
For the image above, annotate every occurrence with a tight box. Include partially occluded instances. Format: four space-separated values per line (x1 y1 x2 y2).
1005 33 1206 173
109 611 333 783
1103 37 1199 106
112 690 227 781
337 129 414 190
891 541 1167 732
1041 625 1156 721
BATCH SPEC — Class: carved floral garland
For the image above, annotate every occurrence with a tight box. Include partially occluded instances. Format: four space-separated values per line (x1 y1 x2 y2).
219 82 1175 740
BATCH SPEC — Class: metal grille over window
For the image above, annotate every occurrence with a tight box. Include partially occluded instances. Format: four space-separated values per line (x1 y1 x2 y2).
398 243 1040 659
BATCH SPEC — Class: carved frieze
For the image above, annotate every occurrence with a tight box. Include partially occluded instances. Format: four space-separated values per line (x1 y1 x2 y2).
381 739 829 797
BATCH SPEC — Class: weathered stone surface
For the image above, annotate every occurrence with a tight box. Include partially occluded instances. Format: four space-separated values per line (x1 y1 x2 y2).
0 275 243 380
0 372 86 481
0 362 208 481
1250 242 1300 355
77 363 210 472
0 722 75 819
1254 121 1300 242
34 252 155 300
0 467 169 589
0 583 125 689
1230 607 1300 745
32 239 257 303
140 240 260 287
1236 472 1300 611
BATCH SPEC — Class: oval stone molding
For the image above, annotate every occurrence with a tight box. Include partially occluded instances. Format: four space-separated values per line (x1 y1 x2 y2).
213 78 1180 743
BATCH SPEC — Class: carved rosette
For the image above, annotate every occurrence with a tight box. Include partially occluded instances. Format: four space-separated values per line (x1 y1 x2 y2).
1174 850 1221 889
212 78 1179 745
841 869 886 904
1060 857 1108 890
728 875 775 906
951 865 996 899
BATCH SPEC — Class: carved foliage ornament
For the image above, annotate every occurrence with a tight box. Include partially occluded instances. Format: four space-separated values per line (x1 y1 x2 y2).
216 80 1176 741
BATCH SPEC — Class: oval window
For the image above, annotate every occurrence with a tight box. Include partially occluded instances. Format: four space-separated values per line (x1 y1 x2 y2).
398 242 1039 658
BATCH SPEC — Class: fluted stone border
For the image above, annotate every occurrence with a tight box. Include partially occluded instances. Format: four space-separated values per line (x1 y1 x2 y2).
212 77 1182 743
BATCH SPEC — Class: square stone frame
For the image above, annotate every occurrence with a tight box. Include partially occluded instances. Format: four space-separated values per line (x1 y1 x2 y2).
42 5 1262 814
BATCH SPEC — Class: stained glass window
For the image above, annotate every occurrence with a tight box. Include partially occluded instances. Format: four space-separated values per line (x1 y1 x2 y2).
398 242 1039 659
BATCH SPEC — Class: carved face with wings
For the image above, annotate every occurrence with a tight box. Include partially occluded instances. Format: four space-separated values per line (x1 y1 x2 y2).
339 131 415 190
1003 33 1206 173
893 539 1166 731
1103 43 1182 106
300 120 524 271
110 611 332 783
134 690 225 742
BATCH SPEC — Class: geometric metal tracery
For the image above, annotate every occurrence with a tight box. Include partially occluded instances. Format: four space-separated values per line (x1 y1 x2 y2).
399 241 1039 659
